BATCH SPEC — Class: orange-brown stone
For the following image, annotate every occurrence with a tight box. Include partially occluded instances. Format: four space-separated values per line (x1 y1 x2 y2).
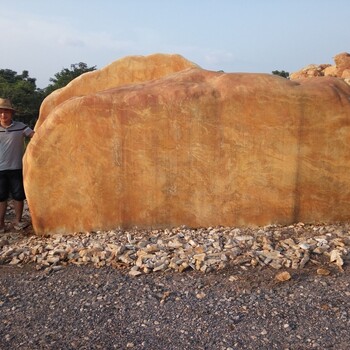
36 53 199 130
24 55 350 235
342 69 350 79
334 52 350 76
290 52 350 84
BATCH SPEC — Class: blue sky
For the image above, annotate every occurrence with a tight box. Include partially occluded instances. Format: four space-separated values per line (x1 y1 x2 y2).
1 0 349 88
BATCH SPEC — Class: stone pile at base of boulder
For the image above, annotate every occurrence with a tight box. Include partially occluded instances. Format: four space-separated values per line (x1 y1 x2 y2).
1 222 349 276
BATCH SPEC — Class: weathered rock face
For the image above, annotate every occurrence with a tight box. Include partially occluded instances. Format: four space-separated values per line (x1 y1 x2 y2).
36 53 199 129
24 54 350 235
290 52 350 84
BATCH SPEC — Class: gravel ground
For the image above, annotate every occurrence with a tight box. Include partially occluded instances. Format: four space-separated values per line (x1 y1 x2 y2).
1 258 350 349
1 201 350 349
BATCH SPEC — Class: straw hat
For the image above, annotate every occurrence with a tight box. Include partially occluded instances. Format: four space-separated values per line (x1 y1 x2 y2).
0 98 15 111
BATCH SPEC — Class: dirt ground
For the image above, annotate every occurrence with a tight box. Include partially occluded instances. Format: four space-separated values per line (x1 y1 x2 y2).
1 260 350 349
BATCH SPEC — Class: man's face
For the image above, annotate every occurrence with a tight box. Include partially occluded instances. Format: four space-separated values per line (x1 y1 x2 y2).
0 108 13 126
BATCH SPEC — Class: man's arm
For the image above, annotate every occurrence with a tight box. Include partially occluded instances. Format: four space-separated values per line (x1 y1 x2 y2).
23 126 35 138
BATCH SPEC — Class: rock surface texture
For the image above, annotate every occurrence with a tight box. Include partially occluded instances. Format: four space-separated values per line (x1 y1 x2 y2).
36 53 199 129
24 54 350 235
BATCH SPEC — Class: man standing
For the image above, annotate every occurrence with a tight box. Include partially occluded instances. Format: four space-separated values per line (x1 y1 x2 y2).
0 98 34 233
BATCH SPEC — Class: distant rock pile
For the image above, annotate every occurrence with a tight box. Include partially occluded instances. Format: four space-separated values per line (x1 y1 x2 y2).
290 52 350 85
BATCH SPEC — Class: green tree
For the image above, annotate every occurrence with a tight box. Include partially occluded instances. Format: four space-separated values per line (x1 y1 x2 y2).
272 70 290 79
0 69 43 127
45 62 96 95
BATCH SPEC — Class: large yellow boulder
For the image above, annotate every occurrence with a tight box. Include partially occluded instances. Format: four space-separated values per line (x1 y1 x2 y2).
36 53 199 129
24 55 350 235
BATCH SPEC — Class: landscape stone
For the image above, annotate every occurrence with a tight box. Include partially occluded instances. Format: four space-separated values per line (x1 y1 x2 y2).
342 69 350 78
334 52 350 75
36 53 199 130
23 54 350 235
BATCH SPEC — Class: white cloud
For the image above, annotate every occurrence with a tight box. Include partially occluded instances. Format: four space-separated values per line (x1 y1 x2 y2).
203 51 236 66
0 10 143 87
